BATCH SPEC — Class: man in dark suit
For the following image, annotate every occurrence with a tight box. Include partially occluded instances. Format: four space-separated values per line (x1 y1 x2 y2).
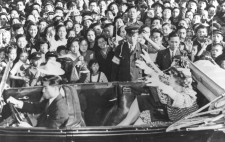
7 61 69 128
156 32 182 71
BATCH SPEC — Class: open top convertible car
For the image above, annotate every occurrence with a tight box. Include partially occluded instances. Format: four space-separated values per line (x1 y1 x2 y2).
0 61 225 142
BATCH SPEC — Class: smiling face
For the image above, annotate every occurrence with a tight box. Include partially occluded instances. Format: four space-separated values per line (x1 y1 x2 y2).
57 26 67 40
151 32 163 43
17 36 27 49
97 37 107 49
29 25 38 38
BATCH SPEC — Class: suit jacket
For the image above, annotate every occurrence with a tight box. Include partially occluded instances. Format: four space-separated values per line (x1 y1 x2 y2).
22 94 69 128
156 48 181 71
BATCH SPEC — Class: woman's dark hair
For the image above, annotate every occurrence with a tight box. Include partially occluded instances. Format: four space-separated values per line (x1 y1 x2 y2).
16 34 26 42
27 22 39 38
107 2 118 15
105 9 115 16
113 16 122 26
5 45 17 55
88 59 99 71
172 7 181 19
19 49 28 56
67 37 79 50
10 18 21 26
38 38 49 49
79 37 89 44
85 28 95 39
96 35 107 42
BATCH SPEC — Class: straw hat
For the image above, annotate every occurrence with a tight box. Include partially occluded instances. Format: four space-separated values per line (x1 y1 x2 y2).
38 60 65 76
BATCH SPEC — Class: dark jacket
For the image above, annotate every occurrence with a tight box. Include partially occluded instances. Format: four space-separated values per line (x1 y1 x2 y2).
156 48 181 71
22 94 69 128
111 41 146 81
95 48 114 81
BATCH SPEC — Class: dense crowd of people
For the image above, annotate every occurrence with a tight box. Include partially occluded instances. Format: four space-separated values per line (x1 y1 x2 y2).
0 0 225 86
0 0 225 128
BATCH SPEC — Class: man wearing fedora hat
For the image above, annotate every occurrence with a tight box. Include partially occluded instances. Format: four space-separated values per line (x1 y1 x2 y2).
7 60 69 128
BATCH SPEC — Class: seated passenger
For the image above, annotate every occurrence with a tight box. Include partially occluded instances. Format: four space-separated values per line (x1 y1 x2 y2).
118 49 198 125
7 61 69 128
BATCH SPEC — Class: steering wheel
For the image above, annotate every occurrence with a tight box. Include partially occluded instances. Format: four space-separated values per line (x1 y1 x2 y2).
8 103 23 123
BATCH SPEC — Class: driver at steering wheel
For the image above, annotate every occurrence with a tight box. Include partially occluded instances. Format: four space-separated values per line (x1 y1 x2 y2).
7 60 69 128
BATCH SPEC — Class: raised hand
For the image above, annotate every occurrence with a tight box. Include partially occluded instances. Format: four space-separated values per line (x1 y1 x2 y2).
140 49 151 64
135 60 148 70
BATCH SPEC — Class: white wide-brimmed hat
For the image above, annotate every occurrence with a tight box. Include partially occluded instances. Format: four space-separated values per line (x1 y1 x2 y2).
38 60 65 76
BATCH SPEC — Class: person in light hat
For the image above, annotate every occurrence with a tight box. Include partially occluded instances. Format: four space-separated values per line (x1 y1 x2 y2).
38 60 65 76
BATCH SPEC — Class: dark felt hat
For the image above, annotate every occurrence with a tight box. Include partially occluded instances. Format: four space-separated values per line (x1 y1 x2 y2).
210 22 221 30
103 23 114 29
125 24 140 35
30 52 42 60
12 23 23 31
212 29 223 35
55 6 64 12
57 45 67 53
0 12 8 16
151 28 163 36
45 51 58 59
